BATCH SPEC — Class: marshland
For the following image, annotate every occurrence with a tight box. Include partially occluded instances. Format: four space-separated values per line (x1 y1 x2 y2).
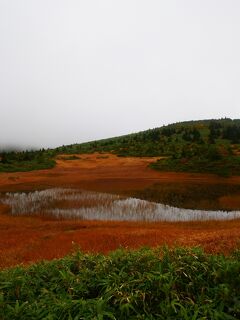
1 1 240 317
2 188 240 222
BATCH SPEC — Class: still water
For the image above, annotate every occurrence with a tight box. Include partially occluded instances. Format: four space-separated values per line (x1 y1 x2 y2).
1 188 240 222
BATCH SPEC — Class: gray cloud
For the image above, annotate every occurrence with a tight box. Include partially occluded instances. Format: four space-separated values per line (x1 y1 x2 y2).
0 0 239 149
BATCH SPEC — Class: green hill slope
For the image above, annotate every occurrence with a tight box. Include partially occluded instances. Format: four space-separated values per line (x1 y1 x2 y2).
1 118 240 175
54 118 240 176
57 118 240 156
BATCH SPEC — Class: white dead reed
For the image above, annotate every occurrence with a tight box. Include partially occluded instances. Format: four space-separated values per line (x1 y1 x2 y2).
1 188 240 222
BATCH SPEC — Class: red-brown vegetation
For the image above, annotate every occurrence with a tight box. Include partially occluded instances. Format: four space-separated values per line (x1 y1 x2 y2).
1 211 240 269
1 153 240 194
1 153 240 269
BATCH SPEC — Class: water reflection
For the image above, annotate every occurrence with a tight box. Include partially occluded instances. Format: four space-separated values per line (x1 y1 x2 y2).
1 188 240 222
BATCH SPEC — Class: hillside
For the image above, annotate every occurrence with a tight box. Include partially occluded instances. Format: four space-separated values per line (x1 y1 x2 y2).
56 118 240 156
1 118 240 176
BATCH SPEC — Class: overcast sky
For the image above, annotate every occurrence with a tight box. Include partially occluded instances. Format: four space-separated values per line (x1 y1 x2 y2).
0 1 240 149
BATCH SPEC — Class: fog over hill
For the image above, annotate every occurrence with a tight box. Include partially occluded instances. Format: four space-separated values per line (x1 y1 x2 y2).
1 1 240 149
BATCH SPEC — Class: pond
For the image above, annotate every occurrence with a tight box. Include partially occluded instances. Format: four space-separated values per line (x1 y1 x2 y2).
1 188 240 222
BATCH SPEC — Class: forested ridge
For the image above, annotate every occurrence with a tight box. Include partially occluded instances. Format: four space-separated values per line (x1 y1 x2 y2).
1 118 240 175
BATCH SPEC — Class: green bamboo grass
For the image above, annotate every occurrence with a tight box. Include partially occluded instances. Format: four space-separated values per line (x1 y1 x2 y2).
1 247 240 319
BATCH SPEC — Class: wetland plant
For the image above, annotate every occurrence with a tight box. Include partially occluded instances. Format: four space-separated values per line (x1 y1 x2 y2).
1 188 240 222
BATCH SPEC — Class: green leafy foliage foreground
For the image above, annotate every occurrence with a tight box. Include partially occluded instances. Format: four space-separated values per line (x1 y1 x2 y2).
1 247 240 319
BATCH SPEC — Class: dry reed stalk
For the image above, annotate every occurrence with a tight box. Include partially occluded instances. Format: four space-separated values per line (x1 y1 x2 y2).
1 188 240 222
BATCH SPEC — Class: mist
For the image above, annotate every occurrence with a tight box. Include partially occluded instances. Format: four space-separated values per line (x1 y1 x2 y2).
1 0 239 149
